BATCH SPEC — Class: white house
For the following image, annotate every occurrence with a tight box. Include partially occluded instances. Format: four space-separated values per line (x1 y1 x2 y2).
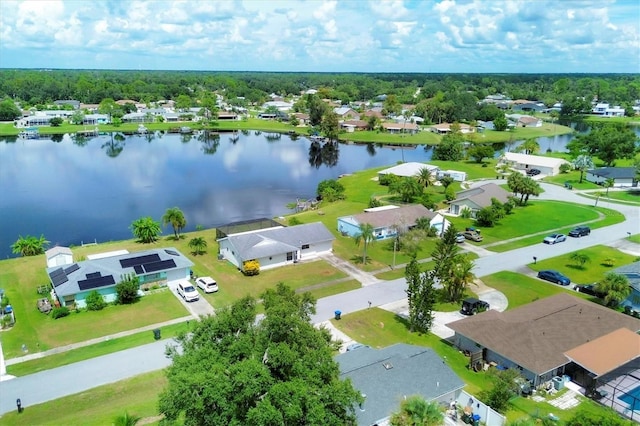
592 103 625 117
218 222 334 272
500 152 569 176
586 167 637 188
377 162 439 180
46 247 193 308
45 246 74 268
436 169 467 182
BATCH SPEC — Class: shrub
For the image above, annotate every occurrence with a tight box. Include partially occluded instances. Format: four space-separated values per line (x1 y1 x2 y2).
243 259 260 276
445 185 456 201
115 274 141 304
379 174 397 186
368 197 382 208
559 163 572 174
460 207 472 219
52 306 70 319
86 290 107 311
289 216 302 226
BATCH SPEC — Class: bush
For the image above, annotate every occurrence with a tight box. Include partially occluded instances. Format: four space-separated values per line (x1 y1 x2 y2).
378 174 397 186
115 274 141 304
86 290 107 311
368 197 382 208
52 306 70 319
559 163 572 174
289 216 302 226
445 185 456 201
243 259 260 276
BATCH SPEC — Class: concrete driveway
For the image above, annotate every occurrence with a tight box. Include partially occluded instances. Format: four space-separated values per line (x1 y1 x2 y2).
166 281 215 318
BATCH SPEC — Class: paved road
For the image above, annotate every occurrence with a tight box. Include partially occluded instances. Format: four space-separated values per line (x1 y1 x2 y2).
0 182 637 416
0 339 177 416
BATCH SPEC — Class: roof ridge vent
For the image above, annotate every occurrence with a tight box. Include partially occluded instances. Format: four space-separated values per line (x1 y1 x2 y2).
382 362 393 370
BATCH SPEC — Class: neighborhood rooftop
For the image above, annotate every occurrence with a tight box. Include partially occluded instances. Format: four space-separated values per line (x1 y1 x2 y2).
448 293 640 376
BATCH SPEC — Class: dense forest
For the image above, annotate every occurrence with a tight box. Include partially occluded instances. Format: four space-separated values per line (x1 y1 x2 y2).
1 70 639 109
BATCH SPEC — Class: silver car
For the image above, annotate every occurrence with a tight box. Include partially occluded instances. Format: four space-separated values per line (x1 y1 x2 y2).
543 233 566 244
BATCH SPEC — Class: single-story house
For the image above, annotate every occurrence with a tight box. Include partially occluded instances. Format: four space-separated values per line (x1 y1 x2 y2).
333 107 360 120
54 100 80 109
436 169 467 182
82 114 110 125
512 102 545 113
45 246 73 268
337 204 450 240
217 222 334 272
500 152 569 176
586 167 637 188
46 247 193 308
505 114 542 128
336 344 465 426
381 121 419 134
340 120 368 132
217 112 239 120
429 123 474 134
449 183 511 216
261 101 293 111
448 293 640 388
121 112 147 123
291 112 310 125
377 162 439 180
592 103 625 117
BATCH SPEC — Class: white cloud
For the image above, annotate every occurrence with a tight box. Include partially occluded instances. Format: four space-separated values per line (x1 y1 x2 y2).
0 0 637 72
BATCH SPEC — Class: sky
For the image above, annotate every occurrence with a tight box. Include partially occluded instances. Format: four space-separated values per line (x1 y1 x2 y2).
0 0 639 73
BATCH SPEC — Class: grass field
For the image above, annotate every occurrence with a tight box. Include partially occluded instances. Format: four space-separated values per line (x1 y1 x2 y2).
0 370 167 426
479 271 593 309
527 245 638 285
600 189 640 205
0 230 348 358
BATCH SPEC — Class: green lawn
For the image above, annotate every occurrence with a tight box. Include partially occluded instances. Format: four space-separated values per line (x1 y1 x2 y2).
601 189 640 205
480 271 593 309
629 234 640 244
0 231 348 358
0 370 166 426
527 245 637 285
6 321 192 376
542 171 600 190
302 279 362 300
487 206 625 252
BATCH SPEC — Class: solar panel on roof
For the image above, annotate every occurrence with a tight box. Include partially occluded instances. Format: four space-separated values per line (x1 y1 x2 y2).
165 249 179 256
143 259 176 273
50 268 65 278
64 264 80 275
120 254 161 268
78 275 115 291
86 272 101 279
52 274 69 287
134 265 144 274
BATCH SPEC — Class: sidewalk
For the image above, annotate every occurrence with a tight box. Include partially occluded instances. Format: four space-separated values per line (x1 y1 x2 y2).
5 315 193 366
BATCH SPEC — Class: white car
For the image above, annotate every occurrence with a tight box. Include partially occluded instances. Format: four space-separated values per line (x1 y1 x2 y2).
196 276 218 293
543 233 567 244
177 281 199 302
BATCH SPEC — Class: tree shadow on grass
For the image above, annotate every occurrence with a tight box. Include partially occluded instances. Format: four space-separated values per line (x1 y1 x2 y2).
350 255 370 265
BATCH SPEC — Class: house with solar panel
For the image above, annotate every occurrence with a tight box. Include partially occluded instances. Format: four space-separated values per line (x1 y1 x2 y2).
46 247 193 308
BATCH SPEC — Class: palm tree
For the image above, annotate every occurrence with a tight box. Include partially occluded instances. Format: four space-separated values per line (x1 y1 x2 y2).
596 273 631 307
113 412 141 426
354 223 375 264
390 177 423 203
130 217 161 243
446 254 476 302
604 177 615 196
11 234 50 257
188 237 207 255
572 154 595 183
519 138 540 155
390 395 443 426
162 207 187 240
415 167 435 188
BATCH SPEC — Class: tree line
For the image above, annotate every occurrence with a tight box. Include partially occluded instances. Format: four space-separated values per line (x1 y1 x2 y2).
1 70 638 115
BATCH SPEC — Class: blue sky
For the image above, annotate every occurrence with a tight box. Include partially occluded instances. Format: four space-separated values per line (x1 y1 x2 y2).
1 0 639 73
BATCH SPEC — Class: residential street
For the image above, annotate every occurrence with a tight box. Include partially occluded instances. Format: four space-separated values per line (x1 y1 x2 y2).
0 183 638 416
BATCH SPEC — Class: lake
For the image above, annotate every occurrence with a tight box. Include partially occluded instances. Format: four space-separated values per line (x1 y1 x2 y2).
0 131 435 258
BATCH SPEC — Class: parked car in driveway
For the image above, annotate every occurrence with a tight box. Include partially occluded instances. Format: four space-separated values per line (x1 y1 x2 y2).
526 168 541 176
455 232 465 243
460 298 490 315
462 230 483 242
543 233 566 244
177 281 200 302
195 276 218 293
568 226 591 237
574 283 604 298
537 270 571 286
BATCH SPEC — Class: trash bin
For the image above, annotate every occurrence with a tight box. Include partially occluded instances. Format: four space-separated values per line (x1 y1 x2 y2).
472 414 481 426
553 376 564 390
153 329 161 340
334 310 342 320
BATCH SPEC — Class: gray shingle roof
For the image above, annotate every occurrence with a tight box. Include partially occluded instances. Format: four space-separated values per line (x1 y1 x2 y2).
587 167 636 179
349 204 436 229
452 183 510 208
226 222 334 261
336 344 464 426
448 294 640 375
47 247 193 297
